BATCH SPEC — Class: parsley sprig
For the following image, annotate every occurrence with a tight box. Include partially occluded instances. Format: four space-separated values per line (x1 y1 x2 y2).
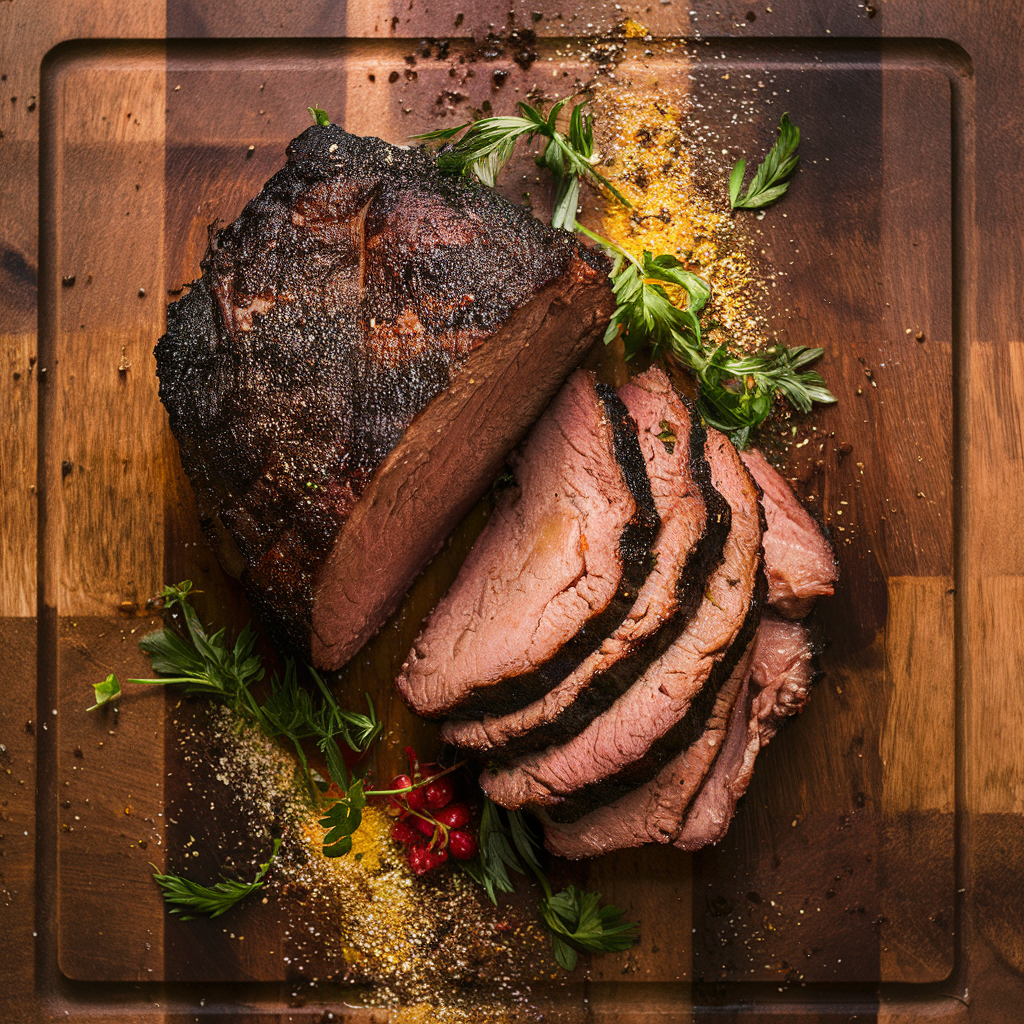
319 778 368 858
729 112 800 210
90 582 381 855
412 98 833 446
151 837 281 921
542 885 640 969
91 585 470 863
460 798 639 971
697 343 837 449
414 98 629 230
577 227 835 446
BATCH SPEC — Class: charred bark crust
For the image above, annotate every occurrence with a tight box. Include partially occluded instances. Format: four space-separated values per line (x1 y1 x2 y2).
155 125 609 657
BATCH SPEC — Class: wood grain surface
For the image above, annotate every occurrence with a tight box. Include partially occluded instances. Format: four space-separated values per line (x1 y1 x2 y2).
1 0 1022 1021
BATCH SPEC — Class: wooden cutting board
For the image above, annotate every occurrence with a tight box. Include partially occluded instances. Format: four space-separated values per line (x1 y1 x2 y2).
2 1 1023 1020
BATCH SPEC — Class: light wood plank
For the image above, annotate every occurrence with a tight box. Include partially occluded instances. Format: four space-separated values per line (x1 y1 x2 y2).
46 51 170 982
0 331 37 618
879 577 955 983
881 578 956 817
52 57 167 615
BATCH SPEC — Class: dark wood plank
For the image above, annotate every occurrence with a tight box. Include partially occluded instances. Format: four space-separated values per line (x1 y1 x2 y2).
56 616 168 981
0 619 40 1022
681 50 953 989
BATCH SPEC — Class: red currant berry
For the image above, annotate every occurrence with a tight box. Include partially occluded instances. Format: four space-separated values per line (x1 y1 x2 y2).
390 822 419 846
423 777 454 809
413 814 437 838
448 831 478 860
424 847 449 870
434 802 470 829
408 844 431 876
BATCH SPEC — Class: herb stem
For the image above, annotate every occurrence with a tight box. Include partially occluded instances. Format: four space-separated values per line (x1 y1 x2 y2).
366 760 468 797
573 222 642 269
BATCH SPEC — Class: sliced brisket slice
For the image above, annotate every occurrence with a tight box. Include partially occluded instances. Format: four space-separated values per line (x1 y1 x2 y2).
156 125 613 668
674 613 814 850
439 368 729 756
479 428 764 822
395 369 659 719
739 449 837 619
539 639 755 859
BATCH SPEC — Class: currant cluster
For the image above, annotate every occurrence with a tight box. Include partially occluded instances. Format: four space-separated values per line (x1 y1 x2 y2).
385 746 478 876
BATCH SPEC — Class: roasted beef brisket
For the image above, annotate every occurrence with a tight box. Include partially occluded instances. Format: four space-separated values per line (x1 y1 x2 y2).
479 427 765 821
675 613 815 850
540 639 755 859
538 555 822 859
739 448 837 619
439 368 729 756
395 369 659 719
538 557 820 859
156 125 613 667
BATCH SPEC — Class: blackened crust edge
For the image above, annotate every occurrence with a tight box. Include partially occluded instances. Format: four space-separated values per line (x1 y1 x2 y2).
446 387 660 719
481 406 732 762
544 562 768 824
156 125 612 662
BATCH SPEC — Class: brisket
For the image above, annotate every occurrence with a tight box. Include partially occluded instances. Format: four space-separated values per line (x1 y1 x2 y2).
479 428 765 821
540 639 755 859
439 368 729 755
155 125 614 668
739 448 837 618
395 370 659 719
674 613 814 850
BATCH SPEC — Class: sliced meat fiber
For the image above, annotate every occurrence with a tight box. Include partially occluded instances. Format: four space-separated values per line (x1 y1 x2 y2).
440 368 730 757
739 448 837 619
156 125 614 668
674 613 814 851
395 369 659 719
479 428 765 822
540 640 755 859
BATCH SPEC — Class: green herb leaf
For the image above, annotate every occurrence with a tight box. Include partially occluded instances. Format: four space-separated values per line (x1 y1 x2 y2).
151 837 281 921
539 884 640 969
730 112 800 210
319 779 367 858
413 99 630 219
461 797 525 903
580 228 835 448
549 932 579 971
308 106 330 126
507 808 544 877
728 157 746 208
89 673 121 710
321 737 350 793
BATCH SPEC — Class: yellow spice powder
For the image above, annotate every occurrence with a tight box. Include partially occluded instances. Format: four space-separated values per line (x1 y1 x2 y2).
591 84 772 355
